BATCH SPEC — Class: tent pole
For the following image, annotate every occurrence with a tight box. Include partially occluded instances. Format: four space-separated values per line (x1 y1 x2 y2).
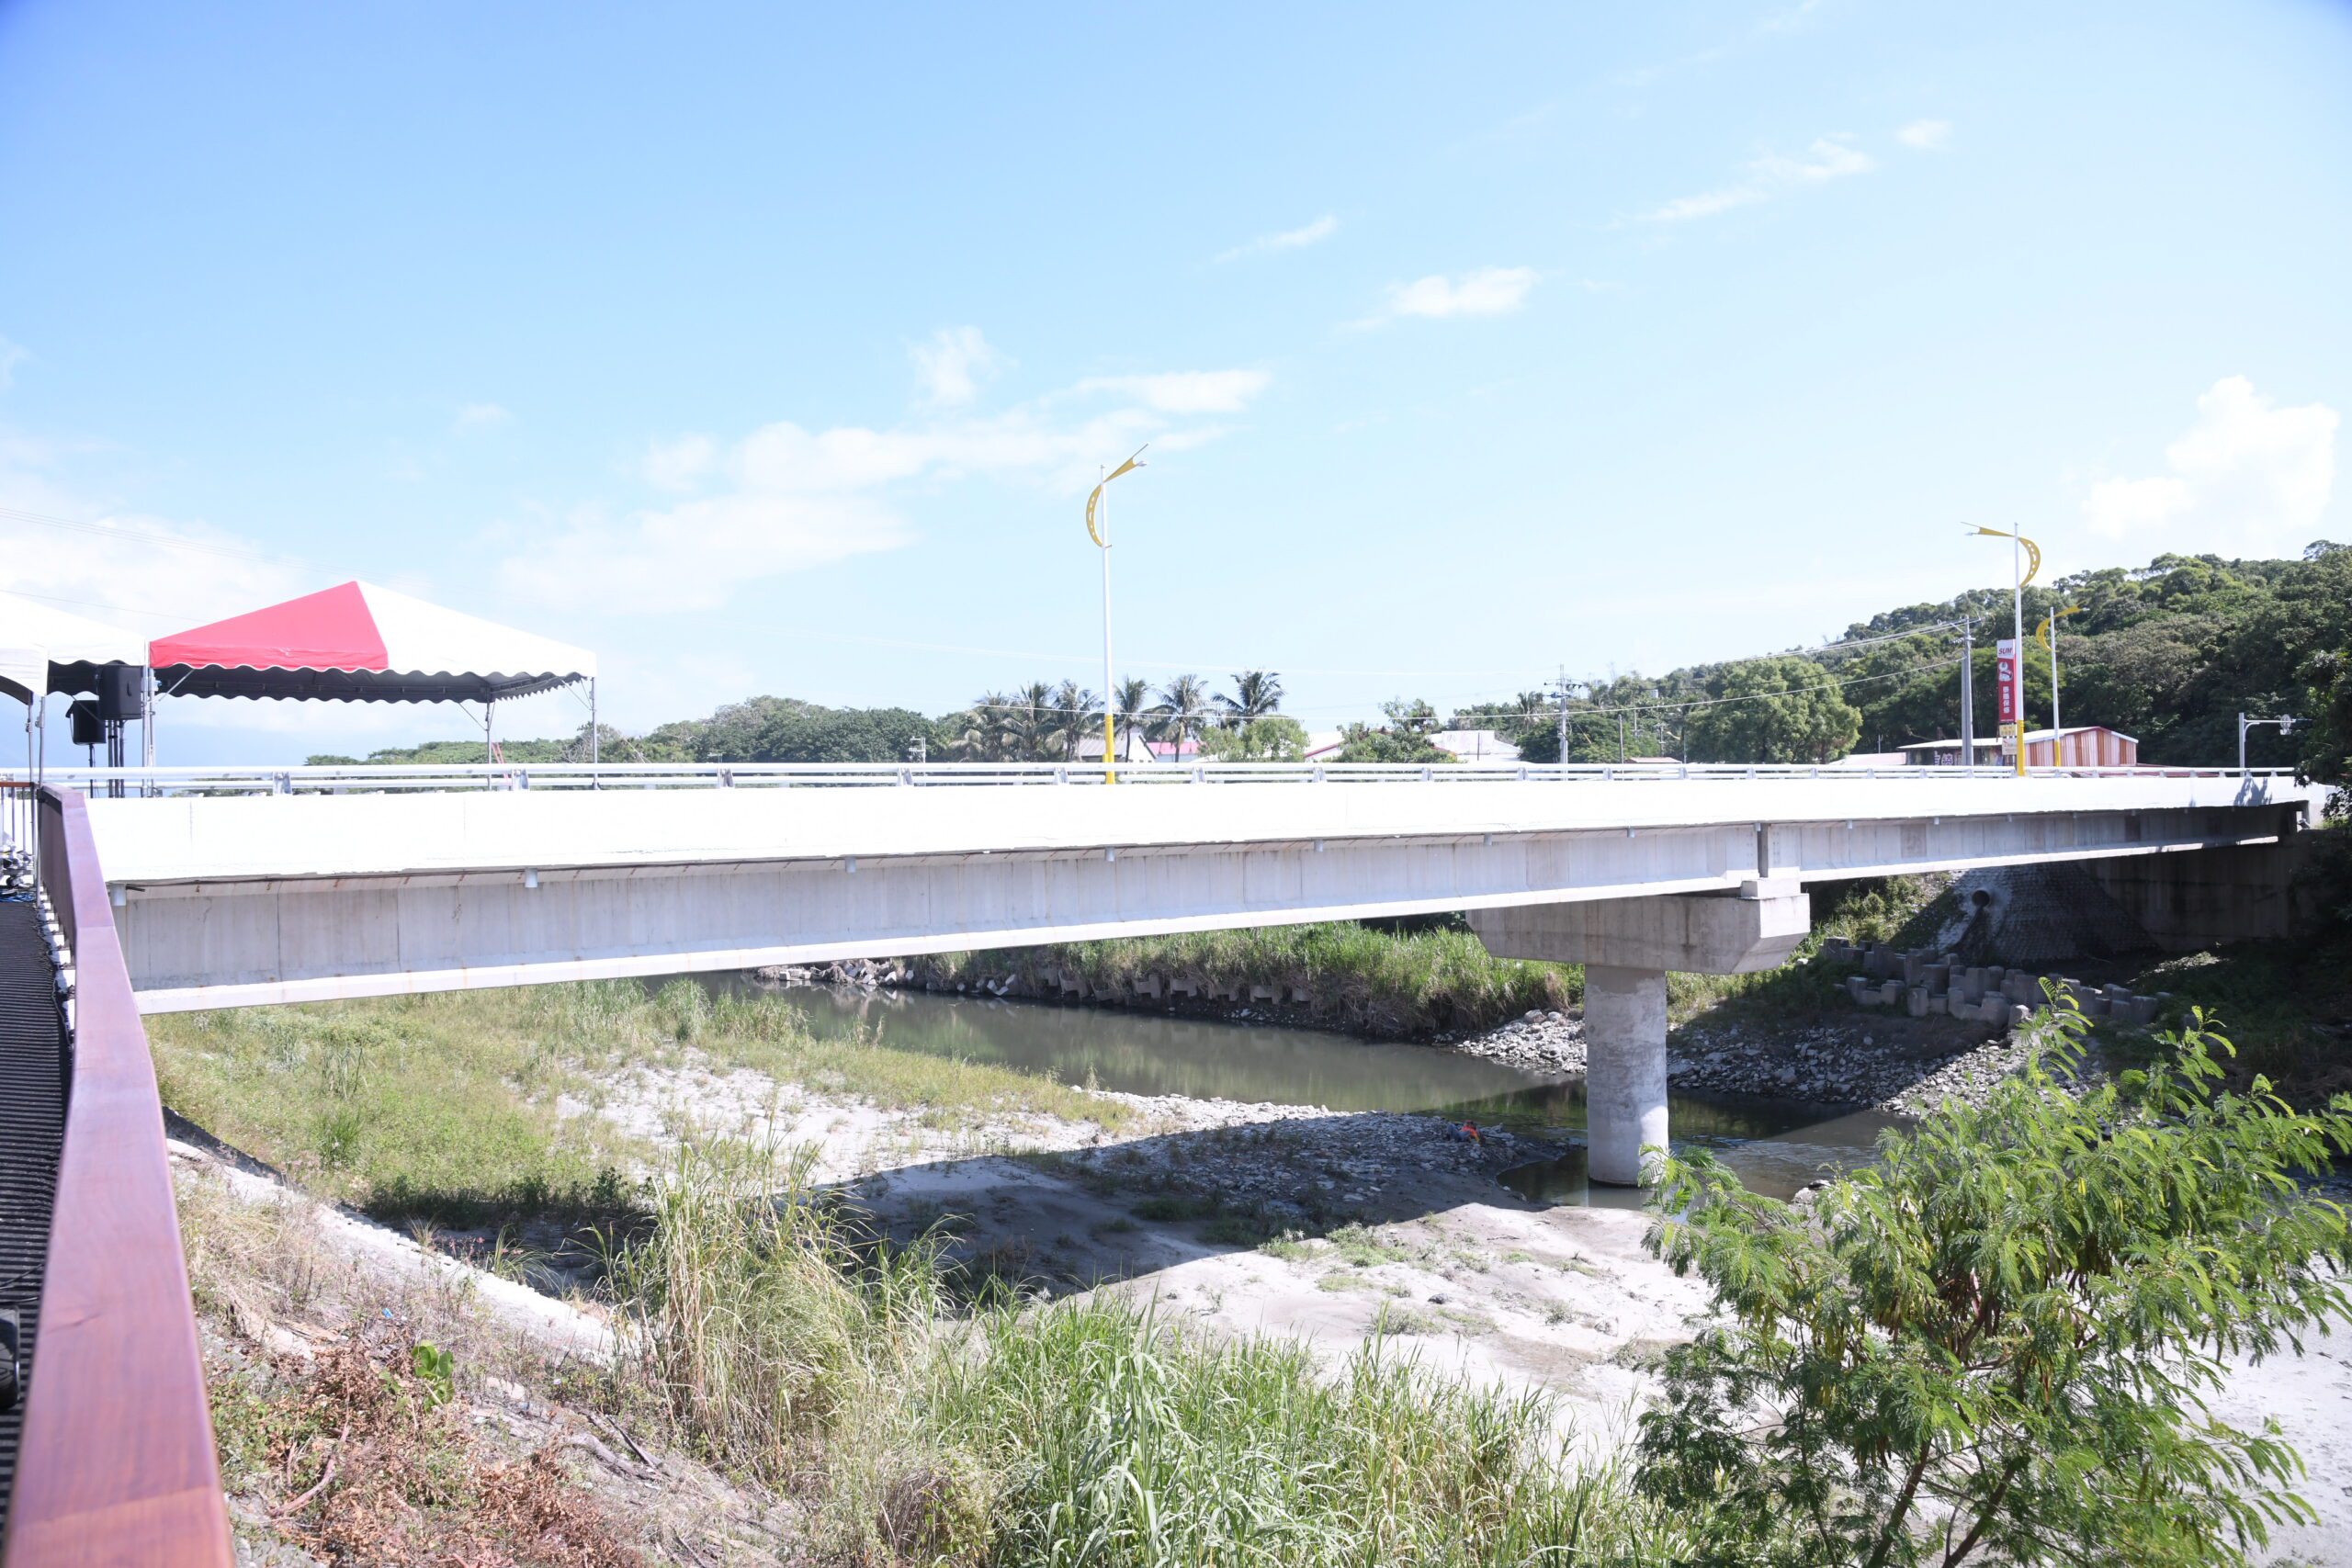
142 664 155 776
484 697 494 781
590 679 599 768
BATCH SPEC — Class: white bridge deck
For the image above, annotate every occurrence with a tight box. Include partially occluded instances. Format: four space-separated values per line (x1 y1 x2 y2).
45 762 2320 1012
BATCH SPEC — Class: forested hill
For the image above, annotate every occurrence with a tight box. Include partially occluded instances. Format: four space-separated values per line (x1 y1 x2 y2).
1480 545 2352 777
322 546 2352 783
1825 546 2348 768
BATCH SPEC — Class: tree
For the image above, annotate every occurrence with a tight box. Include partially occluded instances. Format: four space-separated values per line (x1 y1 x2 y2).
1197 715 1309 761
954 691 1014 761
748 704 933 763
1331 722 1454 764
1049 680 1099 762
1113 676 1152 762
1638 1003 2352 1568
1684 655 1861 763
1380 696 1440 736
1006 681 1056 761
1214 671 1284 727
1150 673 1213 755
2299 648 2352 794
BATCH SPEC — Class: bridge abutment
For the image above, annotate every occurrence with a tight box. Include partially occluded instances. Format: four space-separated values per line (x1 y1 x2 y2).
1469 886 1810 1185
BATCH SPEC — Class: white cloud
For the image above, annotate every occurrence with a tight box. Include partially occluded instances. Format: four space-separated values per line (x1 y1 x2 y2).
500 363 1269 615
641 434 718 491
0 445 311 645
1215 215 1339 264
910 326 1005 407
1072 370 1271 414
2080 377 2338 558
0 335 27 391
1897 118 1953 151
1359 266 1539 328
1639 136 1876 223
453 401 513 433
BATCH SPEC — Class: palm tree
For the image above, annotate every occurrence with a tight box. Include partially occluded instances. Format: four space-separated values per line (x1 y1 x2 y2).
1114 676 1152 761
1214 670 1284 728
1151 673 1213 759
1008 681 1057 761
959 691 1013 761
1050 680 1100 761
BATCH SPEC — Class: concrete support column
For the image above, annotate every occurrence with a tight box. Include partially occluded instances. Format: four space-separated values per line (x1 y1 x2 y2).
1469 887 1811 1188
1582 964 1669 1187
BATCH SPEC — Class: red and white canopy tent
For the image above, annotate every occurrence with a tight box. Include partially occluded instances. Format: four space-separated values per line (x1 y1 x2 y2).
149 581 600 759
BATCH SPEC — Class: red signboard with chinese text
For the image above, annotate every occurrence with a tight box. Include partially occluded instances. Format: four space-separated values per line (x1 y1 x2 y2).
1996 638 2021 726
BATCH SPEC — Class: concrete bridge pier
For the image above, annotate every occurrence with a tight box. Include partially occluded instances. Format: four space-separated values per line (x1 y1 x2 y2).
1470 882 1812 1185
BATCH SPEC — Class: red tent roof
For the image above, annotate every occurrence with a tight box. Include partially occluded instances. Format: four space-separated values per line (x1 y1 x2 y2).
150 581 595 704
151 582 389 672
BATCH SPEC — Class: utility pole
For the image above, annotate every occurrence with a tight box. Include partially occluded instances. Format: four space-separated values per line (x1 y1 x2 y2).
1555 667 1570 771
1959 618 1974 773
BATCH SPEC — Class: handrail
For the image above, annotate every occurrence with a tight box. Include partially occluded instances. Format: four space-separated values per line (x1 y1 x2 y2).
30 760 2301 797
1 789 232 1566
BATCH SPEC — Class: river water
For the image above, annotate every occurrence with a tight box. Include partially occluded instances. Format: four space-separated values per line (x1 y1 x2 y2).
747 984 1901 1203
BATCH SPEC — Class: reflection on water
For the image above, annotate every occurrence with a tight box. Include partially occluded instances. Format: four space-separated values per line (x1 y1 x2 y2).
724 981 1903 1203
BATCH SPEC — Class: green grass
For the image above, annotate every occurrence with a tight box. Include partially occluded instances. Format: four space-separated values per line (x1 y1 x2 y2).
609 1132 1690 1566
919 919 1577 1038
1326 1222 1412 1269
150 978 1124 1225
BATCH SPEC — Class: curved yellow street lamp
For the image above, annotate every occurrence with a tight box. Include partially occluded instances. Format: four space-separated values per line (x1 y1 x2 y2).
1086 447 1147 781
1969 525 2041 774
2037 604 2082 741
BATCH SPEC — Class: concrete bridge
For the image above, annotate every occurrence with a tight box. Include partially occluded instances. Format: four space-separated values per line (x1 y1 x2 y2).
62 760 2324 1186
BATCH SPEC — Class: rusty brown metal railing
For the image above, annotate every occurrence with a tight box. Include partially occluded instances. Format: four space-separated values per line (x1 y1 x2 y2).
1 788 231 1566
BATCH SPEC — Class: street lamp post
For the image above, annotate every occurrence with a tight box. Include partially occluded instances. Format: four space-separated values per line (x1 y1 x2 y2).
1971 526 2041 774
2038 605 2082 756
2237 712 2300 776
1084 447 1147 783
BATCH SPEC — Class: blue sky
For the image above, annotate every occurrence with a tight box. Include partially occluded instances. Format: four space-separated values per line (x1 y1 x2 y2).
3 0 2347 761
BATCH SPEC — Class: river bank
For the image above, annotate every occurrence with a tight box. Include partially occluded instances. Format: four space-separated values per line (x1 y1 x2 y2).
174 1007 2352 1565
760 959 2057 1118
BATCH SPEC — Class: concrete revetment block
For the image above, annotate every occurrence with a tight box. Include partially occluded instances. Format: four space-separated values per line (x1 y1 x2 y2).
1879 981 1905 1006
1906 987 1930 1017
1845 976 1870 1002
1980 997 2010 1024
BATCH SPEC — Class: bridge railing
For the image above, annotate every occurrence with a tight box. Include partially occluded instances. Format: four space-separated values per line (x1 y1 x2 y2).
31 760 2298 797
1 788 232 1566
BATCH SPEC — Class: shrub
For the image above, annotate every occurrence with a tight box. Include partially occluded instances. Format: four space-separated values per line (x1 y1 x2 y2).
1638 998 2352 1566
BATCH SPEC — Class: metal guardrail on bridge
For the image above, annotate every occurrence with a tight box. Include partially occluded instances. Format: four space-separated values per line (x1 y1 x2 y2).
32 760 2301 797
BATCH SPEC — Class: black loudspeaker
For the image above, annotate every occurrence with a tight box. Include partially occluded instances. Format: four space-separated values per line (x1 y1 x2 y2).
95 664 143 721
69 699 104 747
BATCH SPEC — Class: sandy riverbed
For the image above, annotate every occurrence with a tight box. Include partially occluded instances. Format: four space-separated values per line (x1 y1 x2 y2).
552 1047 2352 1556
